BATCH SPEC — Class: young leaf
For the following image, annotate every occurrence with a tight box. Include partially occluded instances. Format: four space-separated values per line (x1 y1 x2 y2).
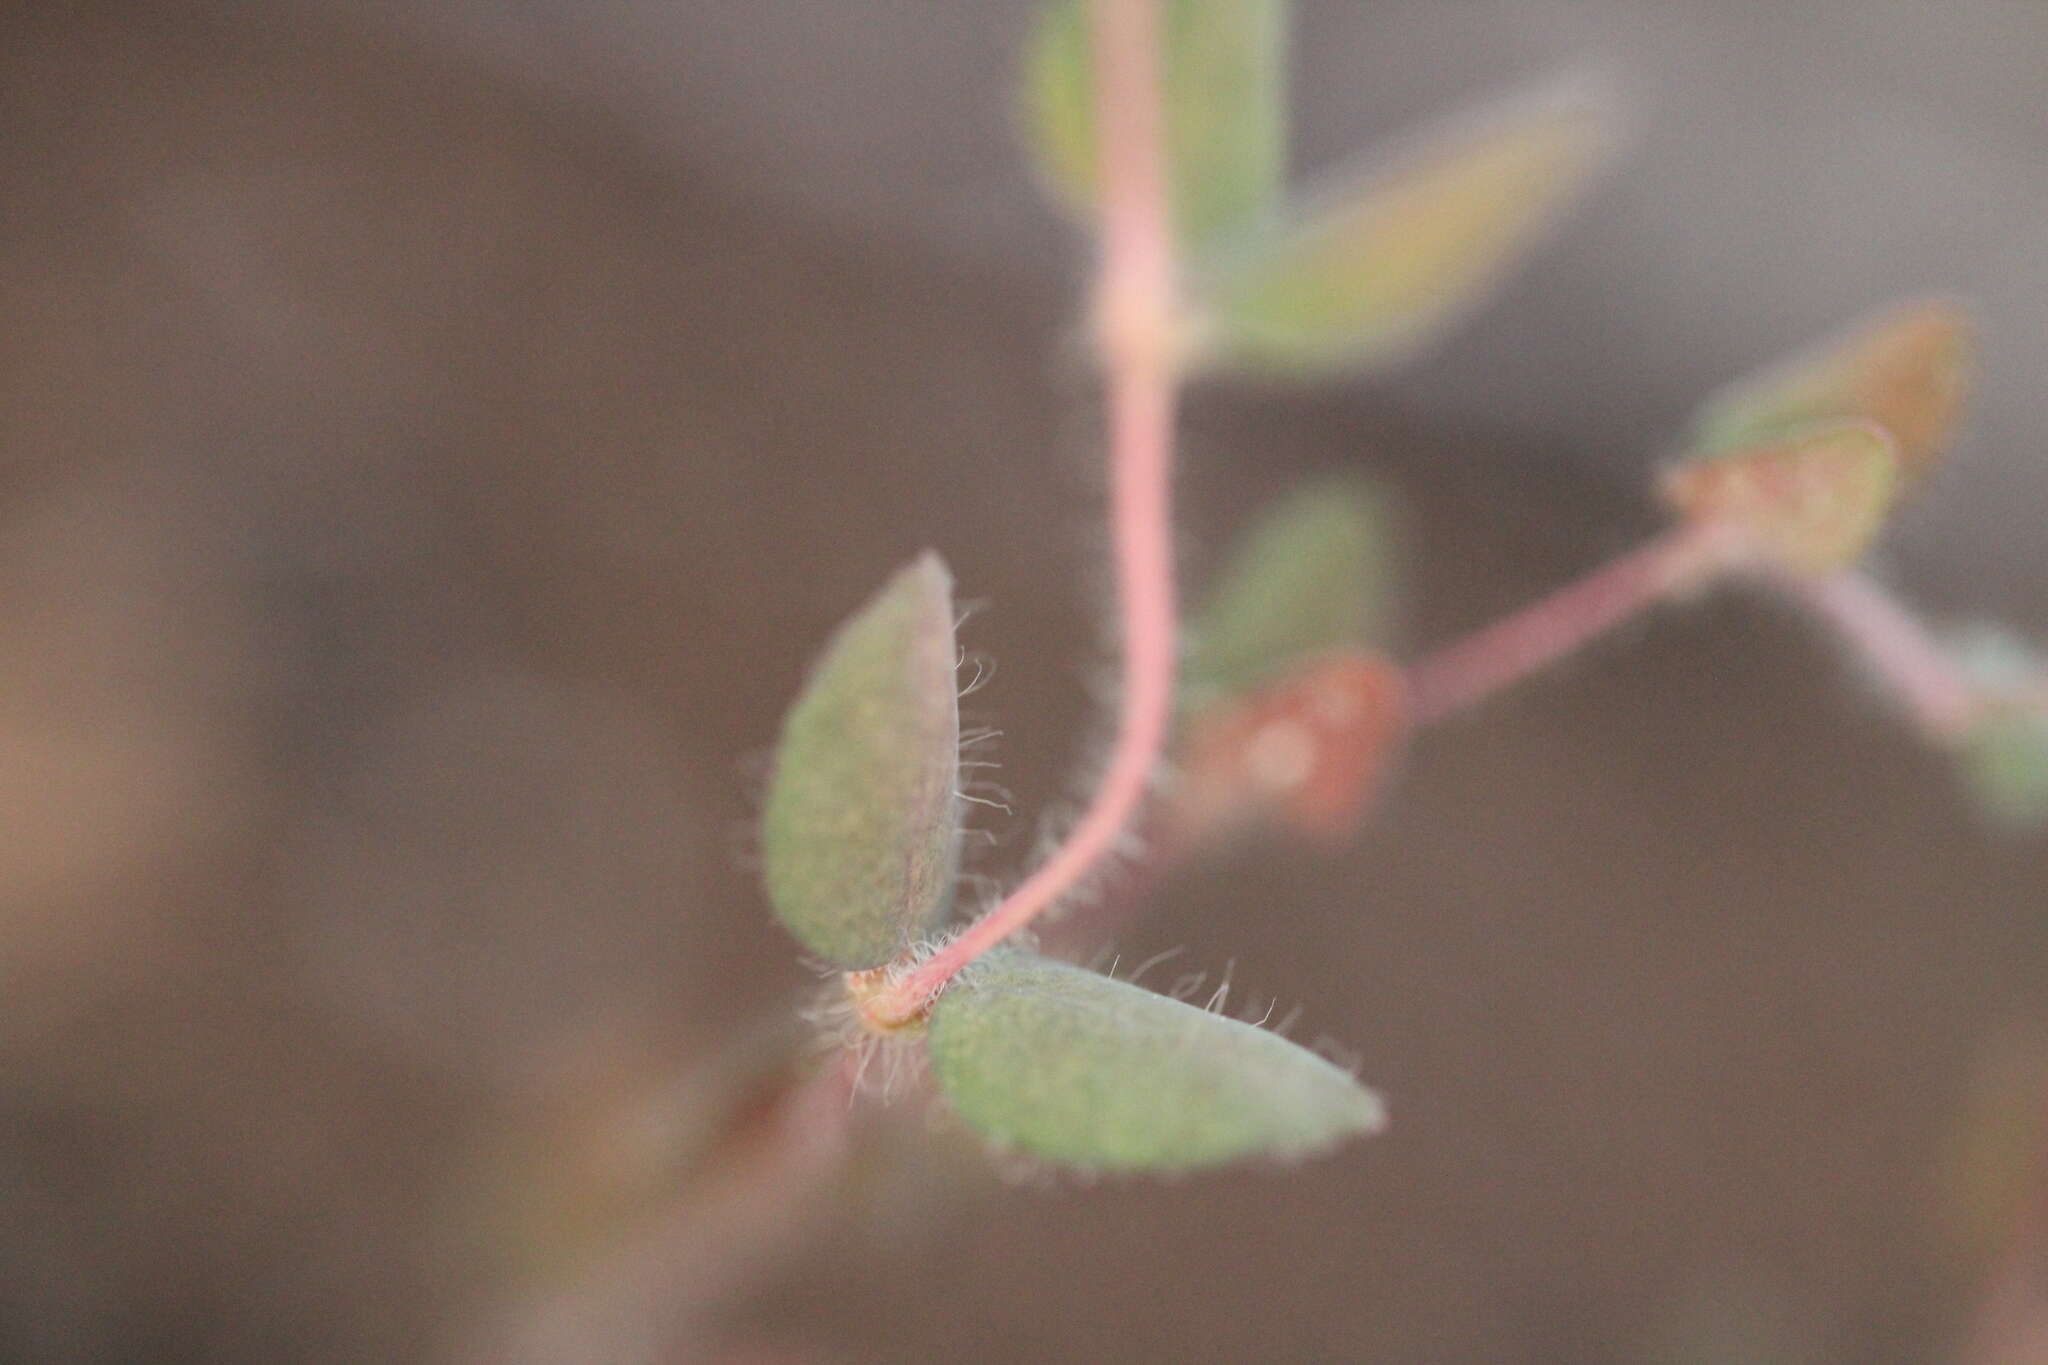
1185 475 1397 714
1658 421 1900 575
1187 82 1616 375
1177 650 1409 843
1684 297 1973 481
927 951 1385 1172
1022 0 1288 250
762 554 963 967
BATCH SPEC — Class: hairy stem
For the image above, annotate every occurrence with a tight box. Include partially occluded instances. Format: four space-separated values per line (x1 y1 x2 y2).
874 0 1179 1022
1406 521 1732 726
1776 567 1982 741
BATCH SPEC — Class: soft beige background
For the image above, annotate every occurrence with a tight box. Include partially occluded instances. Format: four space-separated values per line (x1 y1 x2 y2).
2 4 2045 1362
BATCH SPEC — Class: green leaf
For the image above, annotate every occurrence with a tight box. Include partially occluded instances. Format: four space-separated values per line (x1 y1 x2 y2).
1948 625 2048 830
1960 710 2048 831
762 554 963 967
1022 0 1288 250
1658 420 1900 574
1188 82 1616 375
927 951 1385 1172
1185 476 1396 714
1684 297 1972 481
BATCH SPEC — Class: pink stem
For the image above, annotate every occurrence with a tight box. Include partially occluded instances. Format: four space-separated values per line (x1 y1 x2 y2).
875 0 1178 1020
1776 567 1982 741
1406 521 1729 726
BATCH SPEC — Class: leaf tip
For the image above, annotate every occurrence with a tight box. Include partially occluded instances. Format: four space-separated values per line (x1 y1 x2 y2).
1685 294 1976 480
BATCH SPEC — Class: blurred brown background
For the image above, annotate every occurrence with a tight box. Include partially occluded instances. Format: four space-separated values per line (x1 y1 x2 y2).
3 3 2045 1361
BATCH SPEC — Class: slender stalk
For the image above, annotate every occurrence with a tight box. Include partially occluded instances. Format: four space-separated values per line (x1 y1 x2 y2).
1406 521 1731 726
871 0 1179 1023
1777 567 1982 741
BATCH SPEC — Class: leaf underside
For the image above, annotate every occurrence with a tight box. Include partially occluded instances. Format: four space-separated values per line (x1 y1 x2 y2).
761 554 963 967
927 951 1385 1172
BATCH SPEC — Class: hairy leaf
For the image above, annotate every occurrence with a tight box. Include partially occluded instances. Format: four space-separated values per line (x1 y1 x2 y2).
1659 421 1900 574
928 951 1385 1172
762 554 962 967
1189 82 1615 375
1023 0 1288 250
1685 297 1972 481
1186 476 1396 713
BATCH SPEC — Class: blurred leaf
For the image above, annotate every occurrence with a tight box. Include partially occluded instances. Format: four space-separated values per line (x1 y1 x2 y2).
762 554 962 967
927 950 1385 1171
1949 625 2048 830
1185 475 1397 713
1959 711 2048 830
1659 421 1899 574
1022 0 1288 250
1188 82 1616 375
1176 650 1408 843
1685 297 1972 481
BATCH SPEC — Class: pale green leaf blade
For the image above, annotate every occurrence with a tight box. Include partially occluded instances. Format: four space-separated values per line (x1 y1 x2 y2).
762 554 962 967
928 951 1385 1172
1189 82 1616 375
1185 475 1397 714
1685 297 1973 481
1022 0 1289 250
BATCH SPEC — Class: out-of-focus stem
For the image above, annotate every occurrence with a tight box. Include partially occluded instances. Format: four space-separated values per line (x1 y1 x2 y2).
870 0 1178 1025
456 1049 857 1364
1406 521 1732 726
1777 567 1982 741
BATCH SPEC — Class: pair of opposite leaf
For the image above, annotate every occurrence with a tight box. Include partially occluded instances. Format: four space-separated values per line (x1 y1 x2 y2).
762 3 1626 1175
1026 0 1616 376
763 0 2042 1175
1658 298 2048 825
761 553 1385 1173
1659 297 1969 575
